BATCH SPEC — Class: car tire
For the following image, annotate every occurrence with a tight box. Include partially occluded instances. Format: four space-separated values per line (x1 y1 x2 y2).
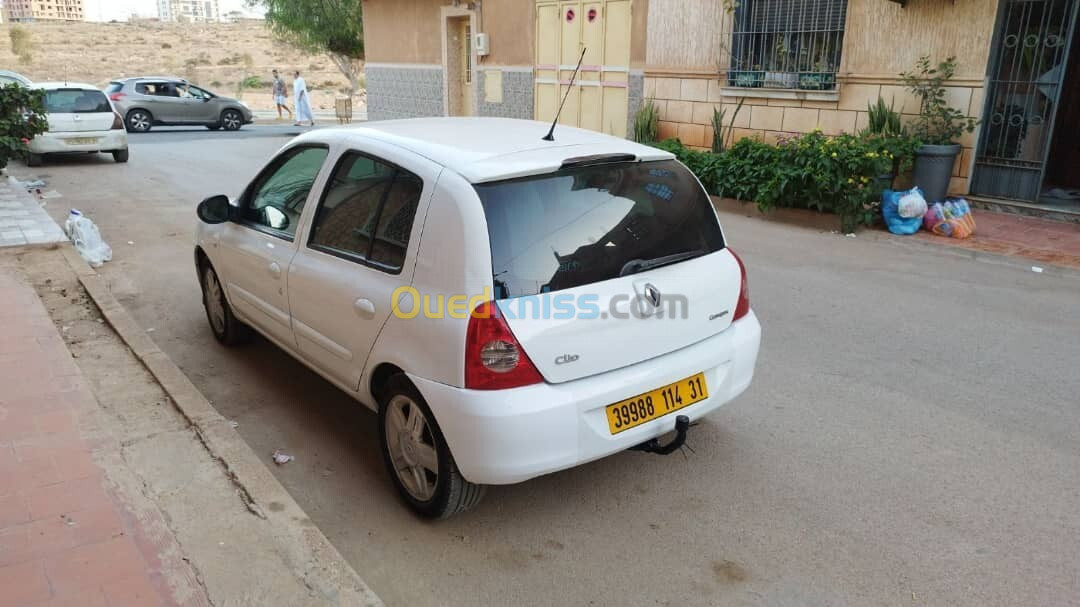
378 375 485 519
126 110 152 133
112 149 129 163
200 263 253 346
26 152 43 167
221 109 243 131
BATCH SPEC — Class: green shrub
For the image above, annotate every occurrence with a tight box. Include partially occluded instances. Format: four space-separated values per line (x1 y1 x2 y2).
632 99 659 144
0 84 49 171
655 130 894 233
901 56 978 145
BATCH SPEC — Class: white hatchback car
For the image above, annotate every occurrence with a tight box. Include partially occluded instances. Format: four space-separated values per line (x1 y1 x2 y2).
27 82 129 166
194 118 761 518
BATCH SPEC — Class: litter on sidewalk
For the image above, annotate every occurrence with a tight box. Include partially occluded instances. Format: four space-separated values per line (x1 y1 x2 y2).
272 449 294 465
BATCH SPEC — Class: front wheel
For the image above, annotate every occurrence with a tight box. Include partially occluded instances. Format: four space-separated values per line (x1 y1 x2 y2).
126 110 152 133
112 149 129 163
201 263 252 346
378 375 485 519
221 109 243 131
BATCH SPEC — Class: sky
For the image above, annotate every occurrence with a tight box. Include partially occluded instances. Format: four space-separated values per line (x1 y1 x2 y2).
83 0 264 22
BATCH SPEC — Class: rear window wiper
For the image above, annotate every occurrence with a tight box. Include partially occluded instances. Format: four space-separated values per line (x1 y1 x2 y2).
619 249 707 276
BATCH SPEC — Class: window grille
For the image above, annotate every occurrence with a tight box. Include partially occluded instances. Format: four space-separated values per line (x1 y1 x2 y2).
728 0 848 91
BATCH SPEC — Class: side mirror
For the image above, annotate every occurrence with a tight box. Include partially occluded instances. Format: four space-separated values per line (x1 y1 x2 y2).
197 195 232 224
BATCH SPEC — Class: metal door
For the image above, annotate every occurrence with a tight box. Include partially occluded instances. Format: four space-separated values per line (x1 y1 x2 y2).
972 0 1080 201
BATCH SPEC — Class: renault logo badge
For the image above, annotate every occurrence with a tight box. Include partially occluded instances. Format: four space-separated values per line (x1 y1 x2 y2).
644 283 661 307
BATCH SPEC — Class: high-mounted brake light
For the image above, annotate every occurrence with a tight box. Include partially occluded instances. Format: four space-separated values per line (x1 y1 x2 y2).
728 249 751 321
465 301 543 390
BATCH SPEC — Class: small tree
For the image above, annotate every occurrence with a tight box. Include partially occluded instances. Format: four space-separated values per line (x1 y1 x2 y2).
9 25 33 64
901 56 978 146
0 84 49 171
251 0 365 96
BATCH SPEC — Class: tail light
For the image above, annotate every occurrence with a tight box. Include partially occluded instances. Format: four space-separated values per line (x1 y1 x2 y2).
111 112 124 130
465 301 543 390
109 92 126 101
729 249 751 321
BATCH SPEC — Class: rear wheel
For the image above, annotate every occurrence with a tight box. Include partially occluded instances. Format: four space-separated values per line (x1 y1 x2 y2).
126 110 152 133
112 149 129 163
221 109 243 131
378 375 485 519
26 153 43 167
200 263 252 346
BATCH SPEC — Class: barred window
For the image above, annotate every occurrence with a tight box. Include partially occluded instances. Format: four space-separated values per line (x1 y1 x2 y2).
728 0 848 91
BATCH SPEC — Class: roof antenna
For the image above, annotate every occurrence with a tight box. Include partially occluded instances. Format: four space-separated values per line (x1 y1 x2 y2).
542 47 586 142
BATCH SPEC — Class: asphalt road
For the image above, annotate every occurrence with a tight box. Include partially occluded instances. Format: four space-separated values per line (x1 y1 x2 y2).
13 125 1080 606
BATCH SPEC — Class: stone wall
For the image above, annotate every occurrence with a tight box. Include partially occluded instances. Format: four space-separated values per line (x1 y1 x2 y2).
365 64 445 121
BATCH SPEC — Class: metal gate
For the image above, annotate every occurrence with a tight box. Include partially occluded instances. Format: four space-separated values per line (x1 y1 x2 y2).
971 0 1080 201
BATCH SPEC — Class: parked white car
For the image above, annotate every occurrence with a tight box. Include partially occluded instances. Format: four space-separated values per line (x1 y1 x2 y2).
26 82 129 166
194 118 761 518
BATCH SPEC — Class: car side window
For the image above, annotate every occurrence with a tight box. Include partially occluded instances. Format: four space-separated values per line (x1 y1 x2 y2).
308 151 424 272
241 146 329 239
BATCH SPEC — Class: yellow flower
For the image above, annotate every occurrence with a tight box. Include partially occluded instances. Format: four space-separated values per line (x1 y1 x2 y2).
847 178 854 184
831 152 837 158
860 176 869 183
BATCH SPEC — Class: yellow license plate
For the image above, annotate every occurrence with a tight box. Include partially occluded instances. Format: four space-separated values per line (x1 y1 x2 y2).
606 372 708 435
67 137 98 145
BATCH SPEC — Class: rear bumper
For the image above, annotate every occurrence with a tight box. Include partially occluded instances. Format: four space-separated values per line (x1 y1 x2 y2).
28 130 128 154
411 310 761 485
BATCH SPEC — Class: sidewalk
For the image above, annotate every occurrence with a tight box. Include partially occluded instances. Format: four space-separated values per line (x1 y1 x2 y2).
0 178 66 248
0 270 200 606
713 197 1080 270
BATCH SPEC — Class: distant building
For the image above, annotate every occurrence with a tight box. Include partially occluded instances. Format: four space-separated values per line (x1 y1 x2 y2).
157 0 220 23
3 0 85 22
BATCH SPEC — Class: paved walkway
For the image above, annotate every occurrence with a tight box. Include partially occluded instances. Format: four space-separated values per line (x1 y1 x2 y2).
0 179 66 249
908 208 1080 269
0 271 187 607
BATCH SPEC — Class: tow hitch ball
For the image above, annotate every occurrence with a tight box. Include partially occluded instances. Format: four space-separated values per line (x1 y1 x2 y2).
630 415 691 455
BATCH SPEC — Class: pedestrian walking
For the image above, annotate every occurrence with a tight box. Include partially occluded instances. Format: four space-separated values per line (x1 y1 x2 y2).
293 71 315 127
272 69 291 121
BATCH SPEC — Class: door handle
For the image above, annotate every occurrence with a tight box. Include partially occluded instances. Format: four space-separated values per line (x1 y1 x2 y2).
268 262 281 279
354 298 376 319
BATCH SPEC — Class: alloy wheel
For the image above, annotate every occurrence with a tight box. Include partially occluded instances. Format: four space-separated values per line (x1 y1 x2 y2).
203 268 227 336
385 394 440 502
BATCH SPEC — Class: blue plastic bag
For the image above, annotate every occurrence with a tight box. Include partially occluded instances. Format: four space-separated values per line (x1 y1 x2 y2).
882 188 926 235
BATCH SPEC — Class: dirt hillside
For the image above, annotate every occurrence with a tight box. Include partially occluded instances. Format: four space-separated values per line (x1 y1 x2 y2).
0 20 365 113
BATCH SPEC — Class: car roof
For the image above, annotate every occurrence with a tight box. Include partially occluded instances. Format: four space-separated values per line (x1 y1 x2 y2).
32 82 104 91
0 70 32 85
299 117 675 183
117 76 186 83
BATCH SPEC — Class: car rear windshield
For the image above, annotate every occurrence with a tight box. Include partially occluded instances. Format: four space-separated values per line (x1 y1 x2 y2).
474 159 725 299
44 89 112 113
104 82 123 94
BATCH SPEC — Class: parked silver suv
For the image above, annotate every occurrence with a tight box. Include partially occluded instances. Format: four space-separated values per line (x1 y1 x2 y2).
106 77 253 133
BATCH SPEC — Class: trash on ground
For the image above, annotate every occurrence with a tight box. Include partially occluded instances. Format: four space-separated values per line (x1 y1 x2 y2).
882 187 927 235
1032 266 1044 273
40 190 62 199
228 420 239 429
272 449 294 465
65 209 113 267
923 198 976 239
18 178 45 189
127 241 135 245
146 327 155 332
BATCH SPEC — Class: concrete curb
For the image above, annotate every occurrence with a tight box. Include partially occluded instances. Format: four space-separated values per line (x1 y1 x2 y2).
58 244 383 607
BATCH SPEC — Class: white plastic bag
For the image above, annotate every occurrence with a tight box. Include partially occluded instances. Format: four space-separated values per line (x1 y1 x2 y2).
65 209 112 267
897 190 928 219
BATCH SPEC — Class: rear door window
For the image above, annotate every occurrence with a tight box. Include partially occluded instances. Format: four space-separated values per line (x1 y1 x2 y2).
308 152 424 273
44 89 112 113
474 159 725 299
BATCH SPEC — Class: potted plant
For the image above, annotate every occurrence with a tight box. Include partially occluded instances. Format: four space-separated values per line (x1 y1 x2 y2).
860 96 921 189
764 39 798 88
730 64 764 88
799 45 836 91
901 56 978 203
